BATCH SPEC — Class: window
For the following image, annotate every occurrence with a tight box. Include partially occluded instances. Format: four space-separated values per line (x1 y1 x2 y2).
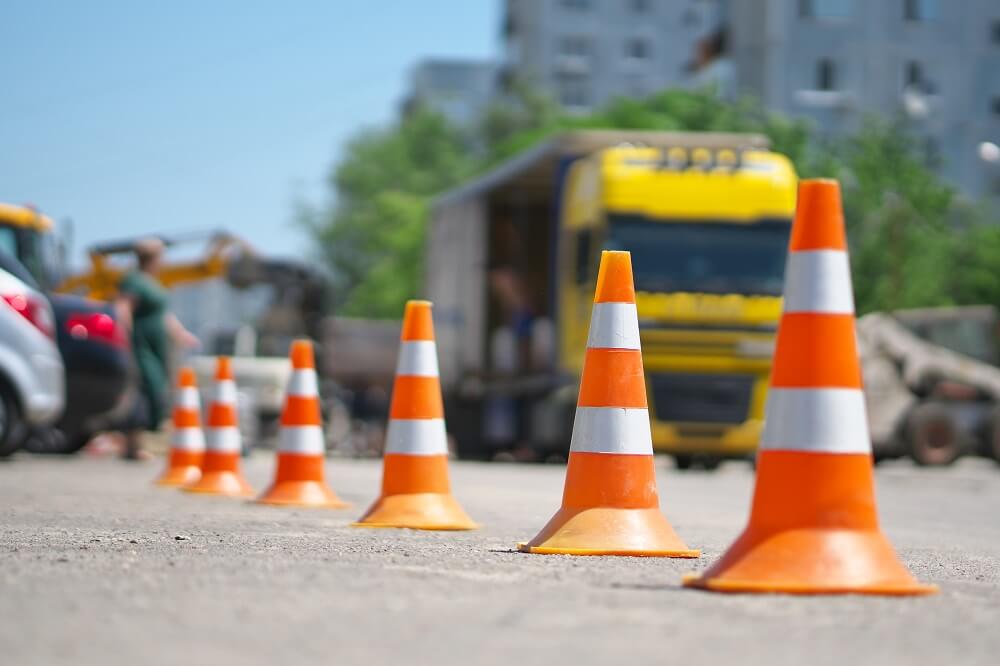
992 97 1000 116
559 35 591 58
557 73 590 108
625 38 650 60
631 0 651 13
560 0 590 10
799 0 853 19
992 20 1000 44
904 60 923 88
816 59 837 91
904 0 937 21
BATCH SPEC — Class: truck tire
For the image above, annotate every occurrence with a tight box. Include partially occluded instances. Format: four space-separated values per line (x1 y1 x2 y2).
0 383 27 457
906 403 962 467
987 408 1000 466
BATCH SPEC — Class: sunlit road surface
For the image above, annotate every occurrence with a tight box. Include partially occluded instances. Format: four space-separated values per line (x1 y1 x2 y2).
1 453 997 666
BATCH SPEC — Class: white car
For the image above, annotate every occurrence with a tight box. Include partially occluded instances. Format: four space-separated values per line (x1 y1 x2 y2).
0 251 65 456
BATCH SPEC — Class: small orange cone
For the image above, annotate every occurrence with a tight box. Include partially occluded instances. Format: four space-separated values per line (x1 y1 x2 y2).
684 179 937 595
519 251 698 557
182 357 254 498
155 367 205 486
256 340 348 508
352 300 476 530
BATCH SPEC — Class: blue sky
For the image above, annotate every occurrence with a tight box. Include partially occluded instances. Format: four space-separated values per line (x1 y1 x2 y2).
1 1 497 265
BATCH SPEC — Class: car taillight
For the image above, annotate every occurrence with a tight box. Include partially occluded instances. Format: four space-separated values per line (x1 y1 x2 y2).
66 312 129 348
3 293 55 338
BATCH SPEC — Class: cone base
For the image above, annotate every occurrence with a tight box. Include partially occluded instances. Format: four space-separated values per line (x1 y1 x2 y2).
255 480 350 508
518 506 700 558
182 471 255 497
683 527 937 596
352 492 477 531
155 465 201 487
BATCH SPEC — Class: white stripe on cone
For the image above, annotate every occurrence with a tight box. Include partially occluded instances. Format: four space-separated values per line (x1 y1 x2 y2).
569 407 653 455
782 250 855 315
286 369 319 397
384 418 449 456
206 426 242 453
279 426 326 455
175 387 201 409
213 380 238 404
171 427 205 452
587 302 641 350
761 388 871 454
395 341 440 377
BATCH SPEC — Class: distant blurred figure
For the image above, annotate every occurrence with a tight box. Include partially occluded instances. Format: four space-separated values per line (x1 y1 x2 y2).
115 238 199 460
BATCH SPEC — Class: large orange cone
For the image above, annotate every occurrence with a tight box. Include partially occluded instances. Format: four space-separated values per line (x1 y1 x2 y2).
256 340 348 508
182 357 254 497
685 179 937 595
155 368 205 486
519 251 698 557
352 300 476 530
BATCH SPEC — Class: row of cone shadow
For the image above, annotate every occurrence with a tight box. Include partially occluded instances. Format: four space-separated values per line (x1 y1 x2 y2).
157 180 937 596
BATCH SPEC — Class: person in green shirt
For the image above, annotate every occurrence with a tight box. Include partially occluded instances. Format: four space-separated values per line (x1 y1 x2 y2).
115 238 198 460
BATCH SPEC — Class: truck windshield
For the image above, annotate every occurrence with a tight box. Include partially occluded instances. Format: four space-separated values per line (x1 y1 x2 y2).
605 215 791 296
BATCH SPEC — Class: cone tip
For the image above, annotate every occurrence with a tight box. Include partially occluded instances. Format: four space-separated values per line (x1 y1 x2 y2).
594 250 636 303
215 356 233 380
289 339 315 369
401 300 435 341
177 367 197 388
791 178 846 252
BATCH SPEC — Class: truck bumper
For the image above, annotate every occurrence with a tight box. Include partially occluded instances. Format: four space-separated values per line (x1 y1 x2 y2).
650 419 762 456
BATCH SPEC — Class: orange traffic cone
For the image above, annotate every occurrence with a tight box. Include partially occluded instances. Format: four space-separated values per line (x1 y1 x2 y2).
155 367 204 486
182 357 254 497
519 251 698 557
256 340 348 508
352 300 476 530
684 179 937 595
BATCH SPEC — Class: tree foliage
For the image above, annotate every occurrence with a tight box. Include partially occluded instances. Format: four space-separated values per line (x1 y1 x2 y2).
305 87 998 318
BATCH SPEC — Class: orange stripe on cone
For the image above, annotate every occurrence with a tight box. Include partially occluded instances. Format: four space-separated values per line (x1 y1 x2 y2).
353 300 476 531
155 368 204 487
519 251 698 557
182 357 254 497
257 340 348 508
388 376 444 419
684 179 935 595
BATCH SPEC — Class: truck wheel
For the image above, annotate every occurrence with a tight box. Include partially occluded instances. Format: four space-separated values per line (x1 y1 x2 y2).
987 409 1000 466
0 384 27 457
906 403 962 467
674 454 694 470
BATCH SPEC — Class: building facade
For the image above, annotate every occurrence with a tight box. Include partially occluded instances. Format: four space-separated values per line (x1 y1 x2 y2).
402 58 498 127
729 0 1000 199
500 0 728 112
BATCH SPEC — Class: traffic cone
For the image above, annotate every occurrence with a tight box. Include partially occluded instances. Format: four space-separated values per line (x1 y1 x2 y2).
182 357 254 497
352 300 476 530
684 179 937 595
256 340 348 508
155 367 204 486
519 251 699 557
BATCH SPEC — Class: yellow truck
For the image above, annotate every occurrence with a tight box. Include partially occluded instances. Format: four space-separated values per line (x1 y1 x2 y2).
427 130 797 467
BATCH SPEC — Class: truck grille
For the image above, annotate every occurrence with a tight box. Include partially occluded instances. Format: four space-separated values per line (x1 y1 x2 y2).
650 373 754 425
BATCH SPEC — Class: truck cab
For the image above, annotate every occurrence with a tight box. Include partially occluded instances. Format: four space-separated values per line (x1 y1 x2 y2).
560 142 796 466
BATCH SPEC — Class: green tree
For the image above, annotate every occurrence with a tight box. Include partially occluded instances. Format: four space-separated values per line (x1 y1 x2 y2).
301 107 475 317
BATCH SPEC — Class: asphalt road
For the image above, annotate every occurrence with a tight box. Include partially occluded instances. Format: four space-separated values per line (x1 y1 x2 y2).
1 453 997 666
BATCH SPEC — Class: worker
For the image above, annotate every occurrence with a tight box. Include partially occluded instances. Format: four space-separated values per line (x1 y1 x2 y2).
115 238 199 460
